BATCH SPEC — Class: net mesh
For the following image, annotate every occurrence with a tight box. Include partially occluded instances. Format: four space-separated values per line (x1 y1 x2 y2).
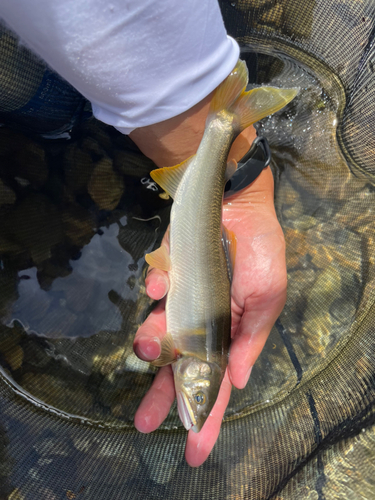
0 25 87 137
0 1 375 498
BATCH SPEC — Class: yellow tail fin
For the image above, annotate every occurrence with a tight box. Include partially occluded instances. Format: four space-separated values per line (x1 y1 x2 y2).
209 59 248 113
210 59 298 130
231 86 298 131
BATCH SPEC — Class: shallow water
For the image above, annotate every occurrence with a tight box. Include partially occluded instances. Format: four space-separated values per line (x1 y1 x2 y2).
0 46 368 423
0 45 375 497
0 122 173 428
228 46 374 420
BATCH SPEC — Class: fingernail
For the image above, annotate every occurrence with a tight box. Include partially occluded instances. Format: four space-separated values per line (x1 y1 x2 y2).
146 275 169 300
243 366 252 387
155 275 169 296
134 336 161 361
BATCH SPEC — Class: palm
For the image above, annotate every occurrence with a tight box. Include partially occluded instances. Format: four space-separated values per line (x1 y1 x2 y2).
224 183 287 388
133 166 287 467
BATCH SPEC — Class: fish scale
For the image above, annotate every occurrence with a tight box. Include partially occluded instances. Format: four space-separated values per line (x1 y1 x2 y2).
167 117 232 357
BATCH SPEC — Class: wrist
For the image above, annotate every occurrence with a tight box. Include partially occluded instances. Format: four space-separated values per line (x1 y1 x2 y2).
129 93 213 168
129 93 257 169
223 166 276 216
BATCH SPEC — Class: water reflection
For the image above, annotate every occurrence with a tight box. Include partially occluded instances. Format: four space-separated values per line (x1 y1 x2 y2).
0 119 172 428
10 221 134 338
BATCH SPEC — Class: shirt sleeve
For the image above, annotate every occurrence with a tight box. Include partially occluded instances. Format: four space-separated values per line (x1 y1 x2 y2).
0 0 239 134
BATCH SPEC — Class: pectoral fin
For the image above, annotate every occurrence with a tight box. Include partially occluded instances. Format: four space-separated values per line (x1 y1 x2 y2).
145 246 171 272
151 333 178 366
150 156 194 199
225 159 238 182
222 224 237 281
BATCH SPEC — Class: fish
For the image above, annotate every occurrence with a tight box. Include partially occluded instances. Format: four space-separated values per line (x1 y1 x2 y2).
145 59 297 433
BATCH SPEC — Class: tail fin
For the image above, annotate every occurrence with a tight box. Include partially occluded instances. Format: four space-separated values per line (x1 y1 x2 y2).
231 86 298 132
209 60 248 113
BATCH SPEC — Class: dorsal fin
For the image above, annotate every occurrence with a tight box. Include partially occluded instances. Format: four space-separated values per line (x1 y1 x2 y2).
150 156 194 199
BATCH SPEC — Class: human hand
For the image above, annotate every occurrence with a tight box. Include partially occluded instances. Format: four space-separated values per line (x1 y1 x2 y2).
133 160 287 467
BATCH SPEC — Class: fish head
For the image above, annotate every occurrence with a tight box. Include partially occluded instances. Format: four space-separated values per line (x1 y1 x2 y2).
173 356 222 433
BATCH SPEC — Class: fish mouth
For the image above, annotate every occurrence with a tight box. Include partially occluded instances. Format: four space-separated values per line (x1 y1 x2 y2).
176 391 196 431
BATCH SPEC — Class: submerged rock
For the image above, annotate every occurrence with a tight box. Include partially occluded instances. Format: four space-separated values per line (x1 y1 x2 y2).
0 179 16 206
6 194 64 265
88 158 125 210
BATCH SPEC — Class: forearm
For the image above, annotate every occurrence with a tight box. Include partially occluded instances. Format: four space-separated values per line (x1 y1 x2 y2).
0 0 239 135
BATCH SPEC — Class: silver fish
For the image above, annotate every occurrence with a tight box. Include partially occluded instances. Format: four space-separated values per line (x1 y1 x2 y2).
146 60 297 432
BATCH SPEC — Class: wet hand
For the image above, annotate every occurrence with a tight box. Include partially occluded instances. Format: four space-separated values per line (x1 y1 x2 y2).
133 165 287 467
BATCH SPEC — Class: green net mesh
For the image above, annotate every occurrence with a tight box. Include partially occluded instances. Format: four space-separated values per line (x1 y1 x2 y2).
1 0 375 498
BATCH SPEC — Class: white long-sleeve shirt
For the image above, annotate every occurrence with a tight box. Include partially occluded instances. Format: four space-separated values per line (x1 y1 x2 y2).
0 0 239 134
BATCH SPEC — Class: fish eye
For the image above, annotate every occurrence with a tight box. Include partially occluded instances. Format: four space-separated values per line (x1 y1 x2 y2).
194 391 206 405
